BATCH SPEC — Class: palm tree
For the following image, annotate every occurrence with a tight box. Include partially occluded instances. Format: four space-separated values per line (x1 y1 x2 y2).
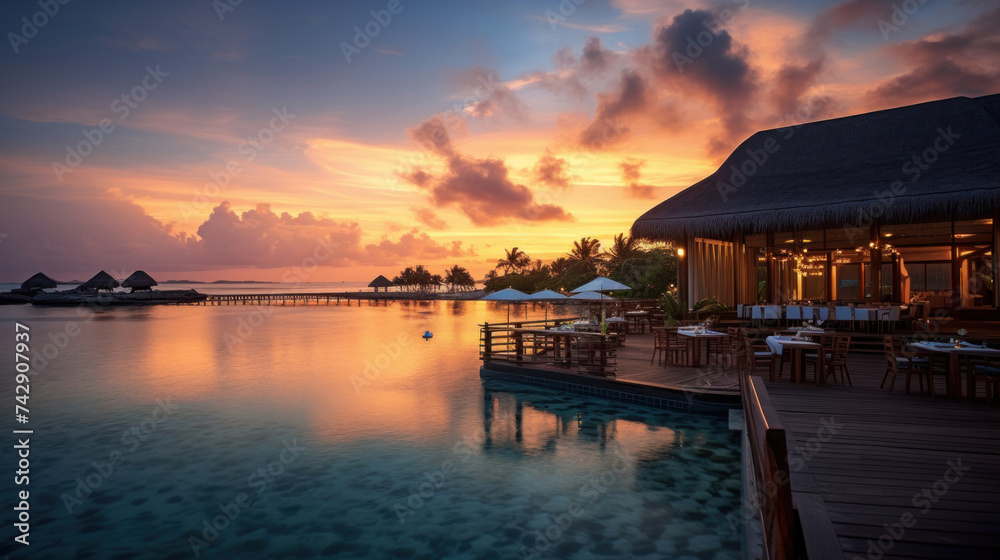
444 265 475 292
568 237 603 275
604 233 641 277
496 247 531 275
549 257 571 277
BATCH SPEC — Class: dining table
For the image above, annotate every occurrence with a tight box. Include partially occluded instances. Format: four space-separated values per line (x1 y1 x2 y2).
624 310 650 334
677 328 727 368
910 341 1000 399
766 335 825 385
511 328 617 374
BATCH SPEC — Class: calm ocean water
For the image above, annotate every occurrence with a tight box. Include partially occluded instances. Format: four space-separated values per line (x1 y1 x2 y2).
0 294 742 559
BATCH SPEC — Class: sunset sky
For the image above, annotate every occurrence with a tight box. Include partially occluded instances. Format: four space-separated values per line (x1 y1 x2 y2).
1 0 998 282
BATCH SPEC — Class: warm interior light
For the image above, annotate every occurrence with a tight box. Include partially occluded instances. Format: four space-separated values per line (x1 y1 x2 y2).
677 248 685 257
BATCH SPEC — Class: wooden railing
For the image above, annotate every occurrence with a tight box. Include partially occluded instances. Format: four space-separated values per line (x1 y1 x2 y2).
479 318 618 376
741 375 794 560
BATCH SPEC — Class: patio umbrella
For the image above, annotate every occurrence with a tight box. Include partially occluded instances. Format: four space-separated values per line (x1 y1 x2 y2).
526 289 569 321
481 288 530 323
569 291 617 321
568 291 616 300
570 276 631 293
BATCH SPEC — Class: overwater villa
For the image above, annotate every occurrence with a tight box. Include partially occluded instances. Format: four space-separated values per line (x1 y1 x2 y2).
479 94 1000 559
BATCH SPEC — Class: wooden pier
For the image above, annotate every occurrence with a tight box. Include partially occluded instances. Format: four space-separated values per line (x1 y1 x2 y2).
197 292 458 306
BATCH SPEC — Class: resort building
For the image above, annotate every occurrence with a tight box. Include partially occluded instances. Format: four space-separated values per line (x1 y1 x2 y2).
632 94 1000 320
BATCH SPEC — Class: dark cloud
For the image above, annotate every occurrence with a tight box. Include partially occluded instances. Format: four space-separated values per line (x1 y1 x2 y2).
770 58 830 119
578 70 650 148
411 207 448 229
404 118 574 226
554 46 577 69
454 66 526 121
619 157 644 182
581 37 614 75
642 9 758 148
408 115 455 154
865 7 1000 107
618 157 656 199
532 150 572 189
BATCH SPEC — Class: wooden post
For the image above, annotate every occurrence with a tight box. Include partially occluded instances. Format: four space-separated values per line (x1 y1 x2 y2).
483 323 492 360
869 222 881 303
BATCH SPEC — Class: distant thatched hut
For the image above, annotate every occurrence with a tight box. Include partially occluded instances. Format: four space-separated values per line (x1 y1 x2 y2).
78 270 120 293
368 275 395 293
121 270 158 293
21 272 58 292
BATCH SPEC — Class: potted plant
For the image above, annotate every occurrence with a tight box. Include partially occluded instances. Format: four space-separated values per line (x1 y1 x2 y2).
659 292 684 326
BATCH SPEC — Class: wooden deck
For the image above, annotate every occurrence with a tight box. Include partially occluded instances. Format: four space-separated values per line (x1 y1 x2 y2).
613 332 739 391
606 331 1000 558
761 353 1000 559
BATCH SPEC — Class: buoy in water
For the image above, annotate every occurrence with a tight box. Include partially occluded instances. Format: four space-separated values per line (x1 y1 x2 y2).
422 330 433 340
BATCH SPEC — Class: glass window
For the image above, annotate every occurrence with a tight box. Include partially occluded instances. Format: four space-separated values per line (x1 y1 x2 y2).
881 263 893 300
837 263 861 300
926 263 951 291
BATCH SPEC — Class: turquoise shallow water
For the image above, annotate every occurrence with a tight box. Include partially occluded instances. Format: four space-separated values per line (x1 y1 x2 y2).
0 301 741 559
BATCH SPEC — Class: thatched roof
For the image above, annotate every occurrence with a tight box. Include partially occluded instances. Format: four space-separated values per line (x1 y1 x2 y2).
79 270 120 291
21 272 57 291
121 270 158 289
632 94 1000 241
368 275 394 288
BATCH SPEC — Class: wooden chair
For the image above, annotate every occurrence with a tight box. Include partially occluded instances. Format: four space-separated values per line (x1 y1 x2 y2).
882 337 935 396
744 336 776 382
651 328 668 366
666 329 689 366
725 327 741 367
825 335 852 386
966 355 1000 404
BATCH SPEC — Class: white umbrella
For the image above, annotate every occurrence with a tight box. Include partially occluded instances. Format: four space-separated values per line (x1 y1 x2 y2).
570 276 631 293
481 288 529 323
527 289 569 321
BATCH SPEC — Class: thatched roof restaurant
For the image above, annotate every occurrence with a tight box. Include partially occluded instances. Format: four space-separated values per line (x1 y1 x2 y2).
632 94 1000 318
21 272 58 291
368 274 395 292
78 270 120 293
121 270 158 292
